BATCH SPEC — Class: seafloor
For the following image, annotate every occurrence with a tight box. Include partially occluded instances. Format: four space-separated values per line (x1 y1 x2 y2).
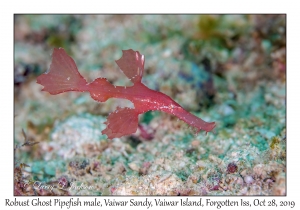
14 15 286 195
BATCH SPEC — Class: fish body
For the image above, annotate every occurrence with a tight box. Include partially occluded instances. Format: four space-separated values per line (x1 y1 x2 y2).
37 48 215 139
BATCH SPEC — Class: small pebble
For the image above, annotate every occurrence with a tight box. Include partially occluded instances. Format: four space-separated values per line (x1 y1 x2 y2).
128 162 140 172
244 175 254 184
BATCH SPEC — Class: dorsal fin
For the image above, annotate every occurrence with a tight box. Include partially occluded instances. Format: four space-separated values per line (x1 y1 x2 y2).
115 49 144 84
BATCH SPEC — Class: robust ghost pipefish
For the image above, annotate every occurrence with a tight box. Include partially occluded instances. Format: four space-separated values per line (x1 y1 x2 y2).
37 48 216 139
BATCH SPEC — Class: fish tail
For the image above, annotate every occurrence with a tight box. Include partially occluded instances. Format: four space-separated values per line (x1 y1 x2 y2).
37 48 88 95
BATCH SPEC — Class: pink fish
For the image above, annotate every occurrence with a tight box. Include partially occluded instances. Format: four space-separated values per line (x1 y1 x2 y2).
37 48 216 139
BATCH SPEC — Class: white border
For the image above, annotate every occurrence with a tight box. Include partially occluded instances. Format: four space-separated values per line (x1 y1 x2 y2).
2 0 299 209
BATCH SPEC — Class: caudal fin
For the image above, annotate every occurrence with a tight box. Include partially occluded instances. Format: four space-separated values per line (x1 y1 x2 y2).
37 48 87 95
